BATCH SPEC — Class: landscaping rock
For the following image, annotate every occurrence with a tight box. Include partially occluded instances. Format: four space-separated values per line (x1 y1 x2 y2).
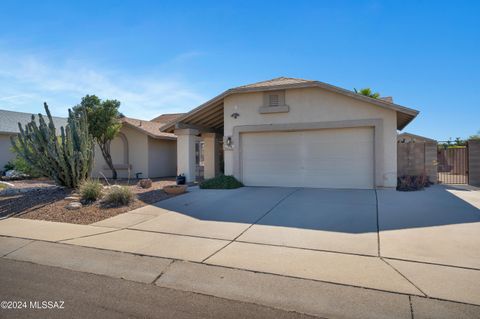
66 202 82 210
4 170 29 180
137 179 152 189
65 196 81 201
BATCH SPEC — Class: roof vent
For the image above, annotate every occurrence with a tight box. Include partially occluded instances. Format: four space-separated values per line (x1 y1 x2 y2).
269 94 280 106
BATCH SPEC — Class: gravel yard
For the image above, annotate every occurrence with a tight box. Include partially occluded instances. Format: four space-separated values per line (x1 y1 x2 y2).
0 178 177 224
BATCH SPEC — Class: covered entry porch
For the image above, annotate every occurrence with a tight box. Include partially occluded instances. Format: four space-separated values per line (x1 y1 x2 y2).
162 98 225 182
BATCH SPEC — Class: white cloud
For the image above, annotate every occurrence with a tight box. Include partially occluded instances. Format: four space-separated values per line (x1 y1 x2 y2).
0 51 206 119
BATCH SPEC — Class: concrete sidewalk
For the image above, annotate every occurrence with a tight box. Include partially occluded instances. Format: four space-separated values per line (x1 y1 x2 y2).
2 237 480 319
1 216 480 308
1 185 479 311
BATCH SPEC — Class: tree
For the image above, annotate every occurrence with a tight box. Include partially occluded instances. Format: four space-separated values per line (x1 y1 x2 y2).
469 130 480 141
73 95 122 179
12 103 93 188
354 88 380 99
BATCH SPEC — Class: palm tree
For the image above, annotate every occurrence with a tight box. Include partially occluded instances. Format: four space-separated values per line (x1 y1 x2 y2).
354 88 380 99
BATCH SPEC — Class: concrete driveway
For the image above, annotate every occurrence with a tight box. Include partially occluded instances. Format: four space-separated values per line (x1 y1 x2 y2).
7 184 477 305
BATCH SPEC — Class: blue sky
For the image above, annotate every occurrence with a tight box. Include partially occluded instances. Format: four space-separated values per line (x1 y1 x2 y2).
0 1 478 140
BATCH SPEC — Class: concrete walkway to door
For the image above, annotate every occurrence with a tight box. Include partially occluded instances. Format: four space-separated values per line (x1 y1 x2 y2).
1 185 479 307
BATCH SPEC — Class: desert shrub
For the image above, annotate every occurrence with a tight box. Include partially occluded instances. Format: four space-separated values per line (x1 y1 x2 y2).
103 185 135 206
80 179 103 201
199 175 243 189
137 178 152 189
11 156 42 177
397 175 432 191
3 161 15 172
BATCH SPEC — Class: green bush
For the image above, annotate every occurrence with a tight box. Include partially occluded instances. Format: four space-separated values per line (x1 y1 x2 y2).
80 179 103 201
103 185 135 206
3 161 15 172
14 156 42 177
199 175 243 189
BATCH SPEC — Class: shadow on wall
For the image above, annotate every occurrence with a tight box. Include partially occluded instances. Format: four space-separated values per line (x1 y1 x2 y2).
148 185 480 233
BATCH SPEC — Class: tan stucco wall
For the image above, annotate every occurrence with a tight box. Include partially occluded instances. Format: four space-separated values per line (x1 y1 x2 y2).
397 141 438 183
0 133 15 169
92 126 149 179
223 87 398 187
148 137 177 178
469 140 480 186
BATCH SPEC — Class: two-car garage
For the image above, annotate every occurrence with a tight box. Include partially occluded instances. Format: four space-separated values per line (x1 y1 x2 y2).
162 77 419 189
240 127 375 189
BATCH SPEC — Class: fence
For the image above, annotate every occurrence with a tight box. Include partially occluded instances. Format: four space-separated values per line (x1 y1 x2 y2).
397 140 437 183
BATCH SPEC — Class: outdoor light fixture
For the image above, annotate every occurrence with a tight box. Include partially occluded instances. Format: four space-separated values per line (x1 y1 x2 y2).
231 105 240 119
225 136 233 148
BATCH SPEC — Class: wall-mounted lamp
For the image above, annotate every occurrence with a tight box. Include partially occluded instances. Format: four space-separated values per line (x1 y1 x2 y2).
231 105 239 119
225 136 233 147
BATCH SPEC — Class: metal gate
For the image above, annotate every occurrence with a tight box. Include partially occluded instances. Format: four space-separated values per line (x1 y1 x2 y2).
437 144 469 184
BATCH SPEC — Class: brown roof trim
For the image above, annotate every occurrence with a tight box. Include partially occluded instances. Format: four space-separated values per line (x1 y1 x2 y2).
160 78 420 132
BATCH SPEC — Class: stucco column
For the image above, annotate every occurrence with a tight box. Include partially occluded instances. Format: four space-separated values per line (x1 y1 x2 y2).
175 128 198 182
203 132 220 179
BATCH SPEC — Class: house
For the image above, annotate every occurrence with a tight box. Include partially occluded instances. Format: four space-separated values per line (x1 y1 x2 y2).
397 132 436 143
0 109 67 170
91 115 183 179
0 108 182 179
160 77 420 189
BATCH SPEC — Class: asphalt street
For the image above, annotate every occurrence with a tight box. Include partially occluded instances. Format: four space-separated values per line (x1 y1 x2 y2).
0 258 315 319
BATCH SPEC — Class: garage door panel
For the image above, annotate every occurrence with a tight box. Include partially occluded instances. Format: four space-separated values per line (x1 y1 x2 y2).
240 128 374 189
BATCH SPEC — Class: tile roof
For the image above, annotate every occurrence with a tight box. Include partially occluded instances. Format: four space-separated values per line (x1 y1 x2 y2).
234 77 314 89
151 113 185 123
0 109 68 135
121 117 176 139
161 76 420 132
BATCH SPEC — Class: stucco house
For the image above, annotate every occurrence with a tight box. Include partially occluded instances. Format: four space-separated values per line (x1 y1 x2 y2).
161 77 420 189
397 132 436 143
91 115 182 179
0 109 68 170
0 109 182 179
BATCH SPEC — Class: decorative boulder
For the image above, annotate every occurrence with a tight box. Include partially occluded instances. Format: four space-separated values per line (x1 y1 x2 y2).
66 202 82 210
137 178 152 189
5 170 29 179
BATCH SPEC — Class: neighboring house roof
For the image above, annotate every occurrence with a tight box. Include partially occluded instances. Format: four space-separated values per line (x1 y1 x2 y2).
160 77 420 132
398 132 437 143
121 117 176 140
0 109 68 135
151 113 185 123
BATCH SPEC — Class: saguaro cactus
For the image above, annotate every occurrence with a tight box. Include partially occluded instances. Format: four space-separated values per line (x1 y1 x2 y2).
11 103 94 188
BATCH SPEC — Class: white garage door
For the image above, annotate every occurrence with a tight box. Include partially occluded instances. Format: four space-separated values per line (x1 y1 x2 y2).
240 127 374 189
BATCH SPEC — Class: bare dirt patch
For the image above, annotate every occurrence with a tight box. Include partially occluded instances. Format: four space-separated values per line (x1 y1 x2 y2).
0 178 177 224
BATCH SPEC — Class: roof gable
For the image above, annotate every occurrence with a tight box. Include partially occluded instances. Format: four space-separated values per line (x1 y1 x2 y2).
121 117 176 139
161 77 420 132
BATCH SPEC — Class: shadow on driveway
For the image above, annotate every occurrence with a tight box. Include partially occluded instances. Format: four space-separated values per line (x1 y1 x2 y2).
151 185 480 234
